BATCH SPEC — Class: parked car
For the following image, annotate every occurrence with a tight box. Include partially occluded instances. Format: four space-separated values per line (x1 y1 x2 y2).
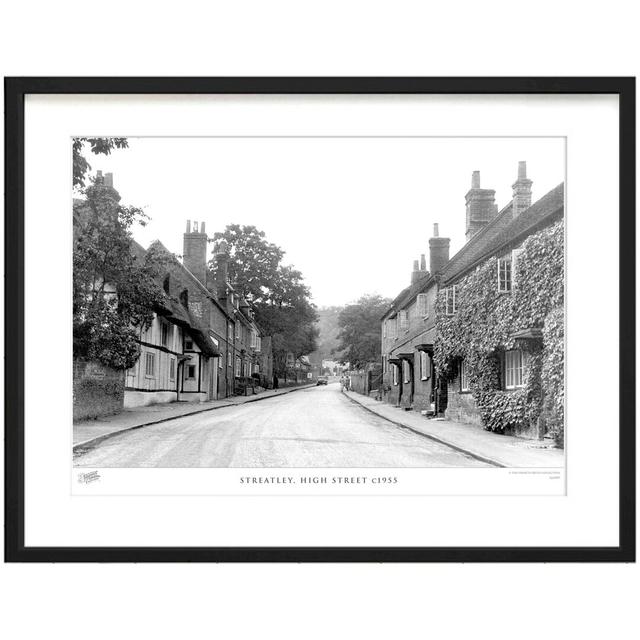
316 376 329 386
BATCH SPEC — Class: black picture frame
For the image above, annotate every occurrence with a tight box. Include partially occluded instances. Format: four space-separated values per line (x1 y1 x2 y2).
4 77 635 563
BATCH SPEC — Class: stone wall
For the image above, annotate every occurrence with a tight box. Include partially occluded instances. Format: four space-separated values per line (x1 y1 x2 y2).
73 360 125 421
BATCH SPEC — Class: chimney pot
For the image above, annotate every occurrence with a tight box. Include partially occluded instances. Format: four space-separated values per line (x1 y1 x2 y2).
518 161 527 179
420 254 427 271
186 220 191 233
433 223 439 238
471 171 481 189
104 172 113 187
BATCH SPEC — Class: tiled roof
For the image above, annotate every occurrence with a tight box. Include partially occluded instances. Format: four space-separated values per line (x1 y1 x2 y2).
382 272 435 320
441 183 564 285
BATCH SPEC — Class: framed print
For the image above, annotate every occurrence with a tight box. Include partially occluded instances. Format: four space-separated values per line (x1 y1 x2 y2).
4 77 635 562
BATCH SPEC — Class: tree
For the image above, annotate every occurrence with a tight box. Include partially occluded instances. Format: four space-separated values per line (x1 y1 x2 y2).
309 306 343 364
333 294 391 369
73 137 128 189
209 224 319 372
73 174 167 370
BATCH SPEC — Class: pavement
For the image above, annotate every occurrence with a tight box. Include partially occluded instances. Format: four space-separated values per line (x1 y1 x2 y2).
343 390 565 468
73 383 316 450
74 383 492 468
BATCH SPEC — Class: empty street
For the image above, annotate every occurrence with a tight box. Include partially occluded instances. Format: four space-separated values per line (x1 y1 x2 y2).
74 384 489 468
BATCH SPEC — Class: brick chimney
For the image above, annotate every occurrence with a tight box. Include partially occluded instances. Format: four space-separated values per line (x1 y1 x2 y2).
511 161 533 218
183 220 208 286
411 259 421 284
465 170 498 241
214 239 230 299
429 223 450 274
95 170 113 187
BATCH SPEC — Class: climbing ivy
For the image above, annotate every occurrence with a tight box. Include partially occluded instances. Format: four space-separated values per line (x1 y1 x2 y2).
434 220 564 439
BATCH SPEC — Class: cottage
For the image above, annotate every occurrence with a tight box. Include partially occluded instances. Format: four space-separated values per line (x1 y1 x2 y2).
380 224 450 414
435 163 564 442
125 221 270 407
212 239 267 394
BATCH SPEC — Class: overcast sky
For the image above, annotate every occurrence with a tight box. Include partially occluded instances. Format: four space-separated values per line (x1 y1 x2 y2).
83 137 565 307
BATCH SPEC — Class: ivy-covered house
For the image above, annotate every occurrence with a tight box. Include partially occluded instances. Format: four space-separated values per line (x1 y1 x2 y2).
434 163 564 443
380 224 450 413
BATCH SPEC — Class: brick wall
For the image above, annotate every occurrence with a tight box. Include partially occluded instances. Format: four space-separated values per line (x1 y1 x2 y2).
445 372 482 426
412 374 433 412
73 360 125 421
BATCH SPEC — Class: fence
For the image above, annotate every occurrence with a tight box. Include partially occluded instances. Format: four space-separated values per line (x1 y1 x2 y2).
348 367 383 397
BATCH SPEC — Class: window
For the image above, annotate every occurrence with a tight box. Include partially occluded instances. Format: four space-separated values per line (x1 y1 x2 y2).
387 318 397 339
392 364 398 386
235 322 241 340
235 357 241 377
504 350 530 389
398 310 408 331
169 358 175 381
250 330 257 348
145 352 155 377
227 323 234 343
227 350 233 367
511 248 524 287
184 337 194 351
186 364 196 380
498 257 512 292
417 293 428 318
254 363 260 374
403 360 411 384
420 351 430 381
460 359 469 392
445 286 458 315
161 321 169 347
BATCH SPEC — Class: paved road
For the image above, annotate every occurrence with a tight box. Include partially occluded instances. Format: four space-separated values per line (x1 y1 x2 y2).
74 384 489 468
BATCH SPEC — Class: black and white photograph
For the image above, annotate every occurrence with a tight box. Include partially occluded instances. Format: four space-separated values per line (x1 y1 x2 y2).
2 3 638 639
71 136 565 473
5 77 632 564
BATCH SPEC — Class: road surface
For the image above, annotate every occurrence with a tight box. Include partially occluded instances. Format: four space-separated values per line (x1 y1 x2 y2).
74 384 489 468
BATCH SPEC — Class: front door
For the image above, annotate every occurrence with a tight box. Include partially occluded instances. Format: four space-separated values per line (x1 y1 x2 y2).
209 358 218 400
